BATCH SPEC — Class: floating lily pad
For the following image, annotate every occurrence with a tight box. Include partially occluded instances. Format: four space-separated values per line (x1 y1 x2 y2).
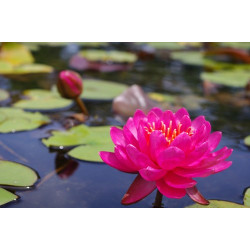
244 135 250 146
0 160 38 187
14 89 73 111
42 125 114 162
201 70 250 88
0 188 18 206
68 144 114 162
170 51 204 66
0 42 34 66
0 107 50 133
148 92 176 103
81 79 128 101
0 89 10 102
145 42 186 50
187 188 250 208
78 50 137 63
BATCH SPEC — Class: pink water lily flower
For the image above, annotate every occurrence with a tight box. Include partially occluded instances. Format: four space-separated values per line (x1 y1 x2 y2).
99 107 233 205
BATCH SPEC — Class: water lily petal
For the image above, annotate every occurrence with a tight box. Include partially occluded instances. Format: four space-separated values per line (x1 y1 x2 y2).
157 146 185 170
175 108 189 122
156 179 186 199
186 186 209 205
121 174 156 205
137 124 150 155
110 127 126 147
126 144 157 170
123 124 139 148
150 107 163 118
162 110 177 130
99 151 135 173
149 130 169 162
191 116 206 129
171 132 192 152
208 131 222 151
124 117 137 138
179 115 192 132
139 167 167 181
133 109 147 128
115 145 138 171
164 172 197 188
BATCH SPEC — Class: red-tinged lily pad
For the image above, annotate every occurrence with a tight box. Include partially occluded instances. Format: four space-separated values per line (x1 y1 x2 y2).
187 188 250 208
70 49 137 72
121 174 157 205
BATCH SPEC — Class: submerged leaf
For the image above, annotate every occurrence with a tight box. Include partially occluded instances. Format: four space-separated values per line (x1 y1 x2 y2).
0 188 18 206
0 107 50 133
14 89 73 111
0 160 38 187
201 70 250 88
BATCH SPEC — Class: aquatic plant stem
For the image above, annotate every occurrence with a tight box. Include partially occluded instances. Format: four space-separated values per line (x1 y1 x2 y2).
75 97 89 116
153 190 163 208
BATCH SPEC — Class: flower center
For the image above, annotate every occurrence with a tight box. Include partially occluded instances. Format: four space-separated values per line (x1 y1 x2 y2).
144 121 193 145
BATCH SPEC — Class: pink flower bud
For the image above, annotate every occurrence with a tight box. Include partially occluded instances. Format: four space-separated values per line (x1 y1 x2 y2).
57 70 83 99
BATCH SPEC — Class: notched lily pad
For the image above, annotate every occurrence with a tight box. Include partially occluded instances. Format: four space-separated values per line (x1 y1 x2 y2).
201 70 250 88
42 125 114 162
0 107 50 133
187 188 250 208
81 79 128 101
0 160 38 187
0 188 18 206
14 89 73 111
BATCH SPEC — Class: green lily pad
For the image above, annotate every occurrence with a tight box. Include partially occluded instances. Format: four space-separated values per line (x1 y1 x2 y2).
187 188 250 208
244 135 250 146
68 144 114 162
0 160 38 187
170 51 204 66
0 107 50 133
78 50 137 63
0 42 34 66
81 79 128 101
0 188 18 206
14 89 73 111
201 70 250 88
148 92 176 103
0 89 10 102
42 125 114 162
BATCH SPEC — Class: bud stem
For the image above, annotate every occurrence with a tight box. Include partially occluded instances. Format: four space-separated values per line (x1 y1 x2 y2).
75 97 89 116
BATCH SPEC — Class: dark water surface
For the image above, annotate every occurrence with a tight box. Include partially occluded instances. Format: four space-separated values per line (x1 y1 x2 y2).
1 43 250 208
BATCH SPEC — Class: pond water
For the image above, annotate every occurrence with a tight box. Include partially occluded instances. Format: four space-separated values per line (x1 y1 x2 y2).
1 43 250 208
